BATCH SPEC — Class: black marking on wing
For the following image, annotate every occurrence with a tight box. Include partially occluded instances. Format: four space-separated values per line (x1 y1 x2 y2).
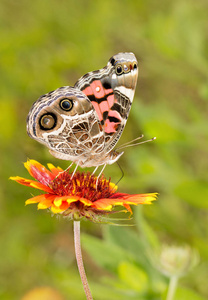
108 116 120 123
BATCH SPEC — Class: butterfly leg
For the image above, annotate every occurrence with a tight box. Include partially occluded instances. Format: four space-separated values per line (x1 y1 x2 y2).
92 166 99 175
95 164 106 189
71 162 79 179
66 161 74 172
55 162 74 179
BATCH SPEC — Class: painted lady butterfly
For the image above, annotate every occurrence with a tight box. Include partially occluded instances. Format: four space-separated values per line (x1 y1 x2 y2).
27 52 138 169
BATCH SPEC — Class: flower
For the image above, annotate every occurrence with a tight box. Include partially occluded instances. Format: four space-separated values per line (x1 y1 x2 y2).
156 244 200 278
10 160 157 222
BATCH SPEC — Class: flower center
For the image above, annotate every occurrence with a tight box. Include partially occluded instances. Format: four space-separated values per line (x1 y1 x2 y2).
50 171 115 202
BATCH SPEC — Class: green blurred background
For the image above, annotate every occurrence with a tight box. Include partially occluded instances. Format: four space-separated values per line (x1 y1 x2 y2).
1 0 208 299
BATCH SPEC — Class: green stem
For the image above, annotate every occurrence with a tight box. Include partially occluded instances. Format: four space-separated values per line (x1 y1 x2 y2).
73 220 93 300
166 275 178 300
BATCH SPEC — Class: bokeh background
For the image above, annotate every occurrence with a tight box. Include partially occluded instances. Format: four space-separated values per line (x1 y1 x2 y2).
1 0 208 299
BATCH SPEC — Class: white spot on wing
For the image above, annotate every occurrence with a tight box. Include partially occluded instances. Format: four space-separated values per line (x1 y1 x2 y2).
115 86 134 102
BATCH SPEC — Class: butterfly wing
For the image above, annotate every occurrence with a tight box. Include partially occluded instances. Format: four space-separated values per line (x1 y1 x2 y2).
27 86 105 166
74 52 138 154
27 53 138 168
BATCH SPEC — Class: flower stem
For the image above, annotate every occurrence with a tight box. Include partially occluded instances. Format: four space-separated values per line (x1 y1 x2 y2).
73 220 93 300
166 275 178 300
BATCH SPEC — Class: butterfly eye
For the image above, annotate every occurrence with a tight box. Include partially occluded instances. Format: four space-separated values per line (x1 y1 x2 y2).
59 98 73 111
115 65 123 75
39 113 57 130
133 62 137 70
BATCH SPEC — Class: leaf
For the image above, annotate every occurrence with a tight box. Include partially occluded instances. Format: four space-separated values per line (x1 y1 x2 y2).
103 226 147 260
81 233 133 273
91 280 146 300
162 287 206 300
174 180 208 209
118 262 148 292
135 207 160 251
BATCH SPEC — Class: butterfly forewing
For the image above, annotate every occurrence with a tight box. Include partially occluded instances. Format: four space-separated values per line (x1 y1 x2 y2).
75 52 138 154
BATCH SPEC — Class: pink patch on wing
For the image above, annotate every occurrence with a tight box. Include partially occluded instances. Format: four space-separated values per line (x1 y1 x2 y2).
105 88 113 94
108 110 122 121
99 101 109 114
107 94 115 108
82 86 93 96
104 119 117 133
91 101 103 121
90 80 105 98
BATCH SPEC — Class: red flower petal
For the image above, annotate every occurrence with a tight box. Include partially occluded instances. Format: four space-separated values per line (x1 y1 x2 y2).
47 163 63 176
25 194 49 205
24 160 55 185
92 193 157 211
53 195 81 207
51 202 70 213
38 195 56 209
10 176 53 193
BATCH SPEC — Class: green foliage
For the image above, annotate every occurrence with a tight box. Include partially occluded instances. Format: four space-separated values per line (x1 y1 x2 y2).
162 287 207 300
1 0 208 299
82 224 165 299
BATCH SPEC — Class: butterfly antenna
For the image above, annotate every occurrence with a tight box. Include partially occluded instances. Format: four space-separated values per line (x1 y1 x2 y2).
117 136 156 151
117 134 144 149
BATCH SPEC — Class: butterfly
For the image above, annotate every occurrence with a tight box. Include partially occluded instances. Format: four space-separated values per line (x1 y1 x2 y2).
27 52 138 171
